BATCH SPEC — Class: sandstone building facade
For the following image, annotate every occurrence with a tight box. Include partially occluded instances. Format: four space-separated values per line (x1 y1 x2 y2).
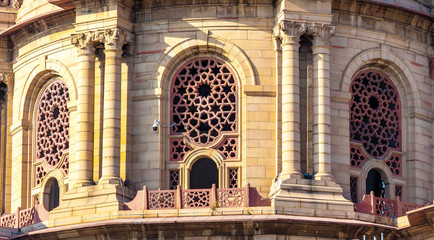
0 0 432 239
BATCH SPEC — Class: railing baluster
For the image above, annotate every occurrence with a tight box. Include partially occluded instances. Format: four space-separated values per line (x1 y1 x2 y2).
16 207 20 228
176 185 182 209
143 186 148 210
370 191 375 215
211 184 217 207
396 196 402 217
245 183 250 207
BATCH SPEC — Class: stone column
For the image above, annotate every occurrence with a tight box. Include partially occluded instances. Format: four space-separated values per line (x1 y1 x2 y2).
71 33 96 187
312 25 335 181
99 28 124 184
276 21 306 179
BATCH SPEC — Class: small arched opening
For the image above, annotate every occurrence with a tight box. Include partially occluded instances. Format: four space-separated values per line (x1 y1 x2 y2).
190 158 218 189
43 178 60 211
366 168 386 198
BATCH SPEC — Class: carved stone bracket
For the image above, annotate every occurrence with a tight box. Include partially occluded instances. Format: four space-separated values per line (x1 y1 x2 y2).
310 24 336 47
71 28 134 53
274 20 307 44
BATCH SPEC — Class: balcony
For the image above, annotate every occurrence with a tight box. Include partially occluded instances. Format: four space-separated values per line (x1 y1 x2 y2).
0 184 270 229
354 191 423 218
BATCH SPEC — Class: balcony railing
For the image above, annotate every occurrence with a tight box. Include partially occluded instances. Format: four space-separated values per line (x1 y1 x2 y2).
124 183 271 210
0 204 49 228
0 184 270 229
354 191 423 218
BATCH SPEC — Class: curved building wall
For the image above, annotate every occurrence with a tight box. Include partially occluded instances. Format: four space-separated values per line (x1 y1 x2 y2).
0 0 431 238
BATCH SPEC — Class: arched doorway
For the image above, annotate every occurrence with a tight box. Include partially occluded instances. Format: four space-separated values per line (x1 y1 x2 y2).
366 169 386 198
44 178 60 211
190 158 218 189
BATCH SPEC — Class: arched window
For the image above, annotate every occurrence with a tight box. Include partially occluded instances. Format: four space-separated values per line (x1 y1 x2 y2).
169 57 239 189
44 178 60 211
350 70 402 201
34 80 70 187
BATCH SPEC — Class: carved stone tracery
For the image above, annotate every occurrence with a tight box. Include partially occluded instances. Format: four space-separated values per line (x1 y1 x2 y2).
350 70 401 159
170 57 238 146
350 70 402 177
35 81 70 186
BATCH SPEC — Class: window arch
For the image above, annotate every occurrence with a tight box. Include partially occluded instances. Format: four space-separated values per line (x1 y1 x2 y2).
34 80 70 187
168 57 240 189
349 70 402 201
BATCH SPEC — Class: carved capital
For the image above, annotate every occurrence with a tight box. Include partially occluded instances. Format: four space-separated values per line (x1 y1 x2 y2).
274 20 307 44
12 0 21 8
71 32 96 54
0 72 13 86
311 24 336 46
104 28 134 50
72 28 134 53
103 28 124 50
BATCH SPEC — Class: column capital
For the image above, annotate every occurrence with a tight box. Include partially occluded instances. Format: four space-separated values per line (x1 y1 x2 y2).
310 24 336 47
72 28 134 53
0 72 13 87
71 32 96 54
103 28 134 51
274 20 307 44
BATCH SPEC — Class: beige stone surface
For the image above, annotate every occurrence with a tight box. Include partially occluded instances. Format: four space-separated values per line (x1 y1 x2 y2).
0 0 431 239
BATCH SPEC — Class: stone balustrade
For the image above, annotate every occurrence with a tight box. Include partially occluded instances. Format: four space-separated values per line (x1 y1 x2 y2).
0 204 49 228
355 191 423 218
124 184 271 211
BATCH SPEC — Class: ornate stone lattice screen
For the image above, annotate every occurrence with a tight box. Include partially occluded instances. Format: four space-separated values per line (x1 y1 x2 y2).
34 81 70 186
350 69 402 178
169 57 239 188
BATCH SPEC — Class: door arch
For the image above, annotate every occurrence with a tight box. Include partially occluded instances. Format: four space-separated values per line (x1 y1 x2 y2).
366 168 386 198
190 158 218 189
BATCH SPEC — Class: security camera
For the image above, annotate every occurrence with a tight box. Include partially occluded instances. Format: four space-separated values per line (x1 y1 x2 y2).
153 119 160 131
152 119 177 132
